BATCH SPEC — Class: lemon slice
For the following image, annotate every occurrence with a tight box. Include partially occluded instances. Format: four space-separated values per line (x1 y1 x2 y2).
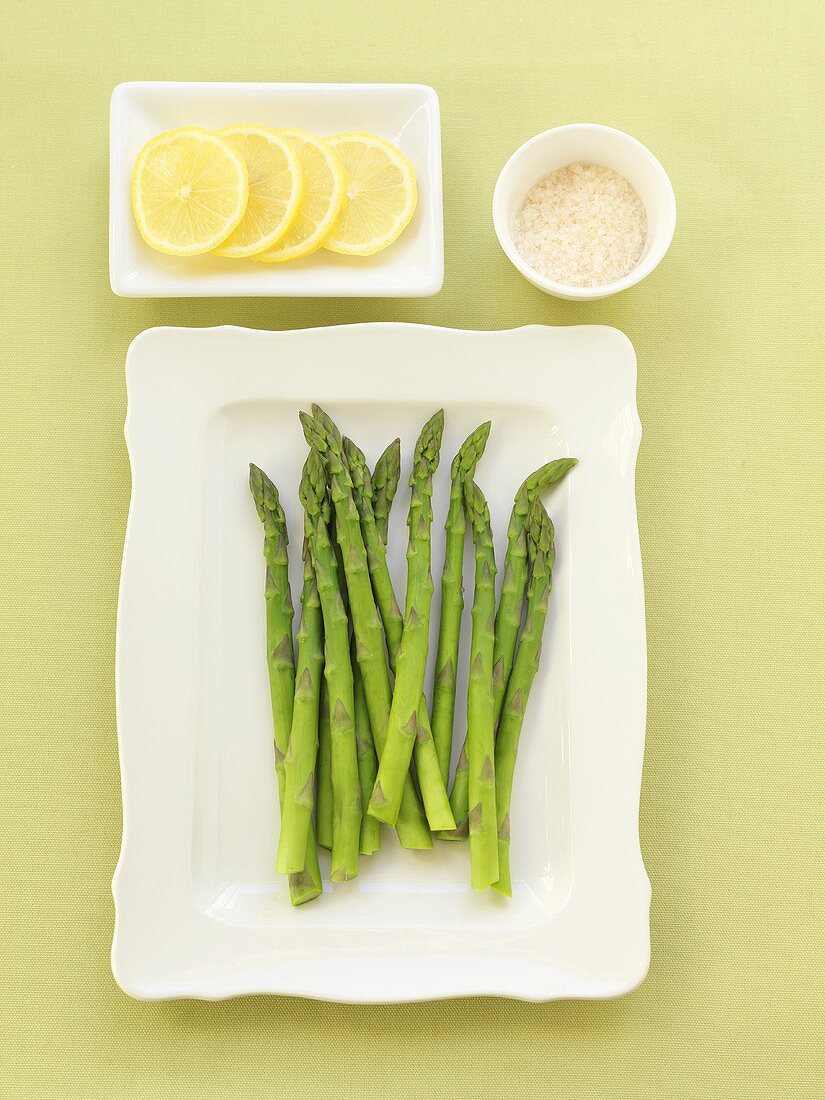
255 129 346 263
131 127 248 256
212 125 303 258
323 132 417 256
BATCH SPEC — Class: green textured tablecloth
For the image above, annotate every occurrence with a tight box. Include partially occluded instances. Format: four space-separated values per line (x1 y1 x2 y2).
2 1 823 1096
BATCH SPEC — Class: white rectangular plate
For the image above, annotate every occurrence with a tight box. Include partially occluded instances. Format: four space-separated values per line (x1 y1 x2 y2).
109 82 443 297
113 323 649 1002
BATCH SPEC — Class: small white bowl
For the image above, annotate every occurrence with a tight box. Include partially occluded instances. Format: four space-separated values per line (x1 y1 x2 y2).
109 82 444 298
493 124 676 301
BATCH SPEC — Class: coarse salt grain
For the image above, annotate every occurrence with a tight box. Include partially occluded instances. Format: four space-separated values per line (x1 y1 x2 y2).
513 162 647 287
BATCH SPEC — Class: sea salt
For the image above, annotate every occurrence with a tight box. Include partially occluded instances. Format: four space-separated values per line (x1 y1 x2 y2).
513 162 647 287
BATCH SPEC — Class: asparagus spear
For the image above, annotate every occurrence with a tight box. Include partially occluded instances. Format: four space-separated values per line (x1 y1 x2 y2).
276 546 324 875
493 497 555 896
492 458 577 728
371 438 402 545
443 456 576 840
250 463 295 788
343 437 403 658
316 681 332 850
301 408 432 850
323 517 383 865
300 450 361 882
329 509 381 857
249 464 322 905
343 442 393 853
430 422 492 785
352 646 381 855
368 411 455 830
314 467 341 858
344 435 455 831
463 476 499 890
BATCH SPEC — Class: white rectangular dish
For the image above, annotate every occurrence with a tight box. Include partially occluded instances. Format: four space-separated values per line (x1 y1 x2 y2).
113 323 649 1002
109 83 443 297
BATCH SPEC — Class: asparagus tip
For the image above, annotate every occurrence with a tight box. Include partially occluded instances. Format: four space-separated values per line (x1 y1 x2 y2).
310 403 343 448
517 456 579 504
528 497 555 560
452 420 492 479
298 410 316 446
412 409 446 479
462 475 491 533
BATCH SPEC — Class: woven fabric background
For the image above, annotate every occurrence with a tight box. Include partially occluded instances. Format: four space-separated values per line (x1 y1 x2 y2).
1 1 823 1096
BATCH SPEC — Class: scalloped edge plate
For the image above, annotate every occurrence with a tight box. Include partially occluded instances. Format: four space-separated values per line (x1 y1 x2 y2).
113 323 649 1002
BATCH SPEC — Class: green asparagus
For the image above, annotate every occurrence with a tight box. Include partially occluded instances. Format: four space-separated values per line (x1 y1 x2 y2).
316 681 333 850
329 513 381 857
344 434 454 831
492 458 576 728
250 463 295 791
343 437 403 658
368 411 455 830
493 497 555 896
276 545 325 875
300 450 361 882
316 509 343 854
430 422 491 785
249 464 322 905
301 408 432 850
352 647 382 855
444 456 576 840
462 477 499 889
371 438 402 545
253 408 571 905
340 446 389 852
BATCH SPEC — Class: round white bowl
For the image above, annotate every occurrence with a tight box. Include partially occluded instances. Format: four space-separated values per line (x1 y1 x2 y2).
492 124 676 301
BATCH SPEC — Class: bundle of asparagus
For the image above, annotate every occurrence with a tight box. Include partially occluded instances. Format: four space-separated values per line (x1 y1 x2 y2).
249 406 575 905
